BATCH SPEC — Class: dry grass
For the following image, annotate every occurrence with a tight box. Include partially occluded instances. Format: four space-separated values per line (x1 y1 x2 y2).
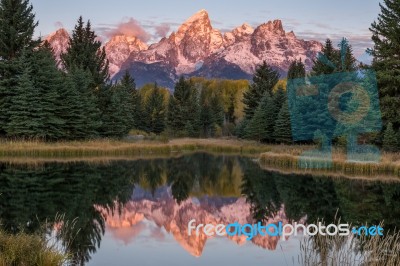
2 138 400 180
300 222 400 266
0 230 68 266
0 138 270 159
259 146 400 180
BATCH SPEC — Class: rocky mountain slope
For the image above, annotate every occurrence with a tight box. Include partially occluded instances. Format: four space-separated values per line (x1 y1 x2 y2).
46 9 323 88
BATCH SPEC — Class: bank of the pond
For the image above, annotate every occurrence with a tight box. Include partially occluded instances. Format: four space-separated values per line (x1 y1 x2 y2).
0 138 270 158
259 149 400 179
2 138 400 180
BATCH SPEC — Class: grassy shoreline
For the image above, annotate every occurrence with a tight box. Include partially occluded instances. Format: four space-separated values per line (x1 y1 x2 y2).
0 138 270 158
1 138 400 179
259 147 400 180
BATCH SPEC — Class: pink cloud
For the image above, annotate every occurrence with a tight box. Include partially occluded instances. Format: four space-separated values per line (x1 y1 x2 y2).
54 21 64 28
103 18 151 42
155 23 171 38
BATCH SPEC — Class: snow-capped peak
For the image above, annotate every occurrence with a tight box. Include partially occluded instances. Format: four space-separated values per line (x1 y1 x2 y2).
45 10 323 86
175 9 212 45
45 28 70 63
105 35 149 77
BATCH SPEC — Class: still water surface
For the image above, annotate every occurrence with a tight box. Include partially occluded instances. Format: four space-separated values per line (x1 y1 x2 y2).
0 153 399 265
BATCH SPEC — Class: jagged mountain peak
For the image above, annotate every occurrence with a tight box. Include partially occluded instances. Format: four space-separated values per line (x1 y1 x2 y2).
175 9 213 45
45 28 70 63
287 30 296 38
233 23 254 38
46 28 69 40
223 23 254 46
107 35 148 50
236 23 254 34
257 19 285 34
186 9 209 22
105 34 149 77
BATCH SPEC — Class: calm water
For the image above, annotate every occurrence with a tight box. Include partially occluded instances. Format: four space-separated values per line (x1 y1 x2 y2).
0 153 399 265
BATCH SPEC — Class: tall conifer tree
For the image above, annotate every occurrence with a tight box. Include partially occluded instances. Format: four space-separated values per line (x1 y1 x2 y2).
243 61 279 120
61 16 109 88
0 0 38 134
245 93 276 142
274 102 292 143
370 0 400 130
0 0 38 60
167 77 199 135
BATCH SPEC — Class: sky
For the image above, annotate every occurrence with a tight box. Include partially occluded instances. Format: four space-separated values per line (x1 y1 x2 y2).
31 0 382 57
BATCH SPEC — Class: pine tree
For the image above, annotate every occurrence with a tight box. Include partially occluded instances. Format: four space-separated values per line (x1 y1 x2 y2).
28 43 65 140
132 93 145 131
287 59 306 80
0 56 20 135
0 0 39 134
120 71 141 130
226 93 237 125
370 0 400 130
273 85 286 121
210 94 224 128
274 102 292 143
305 38 358 143
199 88 213 137
0 0 38 60
61 16 109 88
200 101 213 137
382 123 399 151
337 38 357 72
98 83 133 138
5 61 42 138
167 77 200 135
235 119 249 138
311 39 338 76
312 38 357 76
245 92 276 142
68 68 102 138
144 84 166 134
59 72 88 140
243 61 279 120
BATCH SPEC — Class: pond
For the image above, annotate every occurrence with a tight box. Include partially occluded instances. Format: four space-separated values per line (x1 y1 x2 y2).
0 153 399 265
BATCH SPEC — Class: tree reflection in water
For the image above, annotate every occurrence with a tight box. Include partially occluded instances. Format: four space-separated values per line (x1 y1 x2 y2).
0 153 399 265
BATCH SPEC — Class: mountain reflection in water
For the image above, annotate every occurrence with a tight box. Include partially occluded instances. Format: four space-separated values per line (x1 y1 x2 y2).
97 186 300 257
0 153 399 265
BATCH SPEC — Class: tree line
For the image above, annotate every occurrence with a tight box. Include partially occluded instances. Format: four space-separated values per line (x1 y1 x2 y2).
1 0 400 151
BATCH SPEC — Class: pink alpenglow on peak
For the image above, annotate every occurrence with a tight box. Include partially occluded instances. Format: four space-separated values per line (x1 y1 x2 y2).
45 9 323 87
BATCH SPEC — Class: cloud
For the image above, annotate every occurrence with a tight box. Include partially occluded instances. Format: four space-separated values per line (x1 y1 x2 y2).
296 31 373 56
54 21 64 28
101 18 151 42
154 23 171 38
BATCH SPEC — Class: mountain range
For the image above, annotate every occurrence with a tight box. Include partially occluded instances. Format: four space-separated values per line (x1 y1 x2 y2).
97 186 304 257
46 9 323 88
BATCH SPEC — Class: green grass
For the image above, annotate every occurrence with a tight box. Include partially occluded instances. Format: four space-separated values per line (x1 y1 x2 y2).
0 230 68 266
